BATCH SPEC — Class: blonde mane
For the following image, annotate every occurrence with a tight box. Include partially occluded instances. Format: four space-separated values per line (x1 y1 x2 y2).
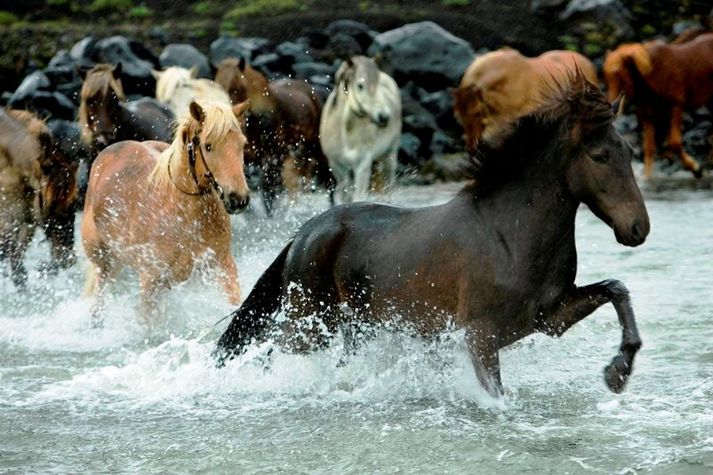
149 101 242 186
155 66 193 104
154 66 231 118
78 64 126 145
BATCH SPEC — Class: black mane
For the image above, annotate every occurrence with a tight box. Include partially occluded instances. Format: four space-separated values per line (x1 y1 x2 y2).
462 72 614 197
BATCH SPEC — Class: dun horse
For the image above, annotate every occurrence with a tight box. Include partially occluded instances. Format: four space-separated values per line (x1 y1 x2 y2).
453 48 598 153
153 66 231 118
79 63 175 155
603 34 713 178
320 56 402 204
215 58 333 214
82 100 250 324
215 74 650 397
0 109 79 287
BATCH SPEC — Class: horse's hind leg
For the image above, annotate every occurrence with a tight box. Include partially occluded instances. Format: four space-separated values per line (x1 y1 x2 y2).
538 280 642 393
9 245 28 289
261 155 285 216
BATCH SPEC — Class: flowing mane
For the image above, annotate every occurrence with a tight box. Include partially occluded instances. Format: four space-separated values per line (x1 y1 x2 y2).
154 66 192 103
149 101 243 186
78 64 126 145
463 71 614 197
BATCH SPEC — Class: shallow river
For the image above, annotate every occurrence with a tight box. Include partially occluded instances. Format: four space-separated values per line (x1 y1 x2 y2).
1 181 712 474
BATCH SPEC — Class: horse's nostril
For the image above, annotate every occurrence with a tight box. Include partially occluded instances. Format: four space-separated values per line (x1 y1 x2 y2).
377 112 390 125
631 222 644 240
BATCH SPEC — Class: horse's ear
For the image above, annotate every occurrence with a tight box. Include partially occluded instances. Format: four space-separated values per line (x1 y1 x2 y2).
238 57 246 71
232 100 250 118
189 65 199 78
113 62 122 79
189 101 205 123
151 69 162 80
372 53 382 67
611 93 626 116
346 56 354 68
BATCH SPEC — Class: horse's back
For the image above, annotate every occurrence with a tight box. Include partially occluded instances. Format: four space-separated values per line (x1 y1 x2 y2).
537 50 598 86
122 98 175 142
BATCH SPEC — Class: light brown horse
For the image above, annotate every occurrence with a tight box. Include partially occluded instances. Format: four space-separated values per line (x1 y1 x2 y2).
453 48 598 152
603 34 713 178
215 58 333 214
81 100 250 325
0 109 79 287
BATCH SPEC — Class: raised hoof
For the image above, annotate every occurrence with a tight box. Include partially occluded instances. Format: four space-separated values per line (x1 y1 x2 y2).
604 354 631 393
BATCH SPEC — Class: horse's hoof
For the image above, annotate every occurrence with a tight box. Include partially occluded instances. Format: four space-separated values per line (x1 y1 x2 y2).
604 355 631 393
693 168 704 179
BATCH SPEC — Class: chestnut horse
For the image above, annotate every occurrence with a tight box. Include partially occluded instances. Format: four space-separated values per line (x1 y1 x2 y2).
215 58 333 214
453 48 598 152
0 109 79 287
215 74 650 397
603 34 713 178
153 66 231 118
82 100 250 325
79 63 175 155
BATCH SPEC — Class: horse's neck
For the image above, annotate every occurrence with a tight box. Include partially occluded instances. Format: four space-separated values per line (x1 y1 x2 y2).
157 147 221 219
245 76 275 112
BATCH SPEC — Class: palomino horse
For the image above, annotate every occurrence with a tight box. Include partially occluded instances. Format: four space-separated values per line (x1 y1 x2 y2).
215 74 650 397
603 34 713 178
453 48 598 152
82 100 250 324
0 109 79 287
79 63 174 155
215 58 333 214
153 66 231 118
320 56 402 204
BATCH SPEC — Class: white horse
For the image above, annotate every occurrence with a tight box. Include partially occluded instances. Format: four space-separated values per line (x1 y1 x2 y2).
320 56 402 204
153 66 231 119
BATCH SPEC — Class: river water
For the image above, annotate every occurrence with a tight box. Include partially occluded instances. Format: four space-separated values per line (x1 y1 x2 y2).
1 181 712 474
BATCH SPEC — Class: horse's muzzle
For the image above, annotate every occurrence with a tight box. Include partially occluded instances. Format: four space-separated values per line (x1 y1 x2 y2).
375 112 390 128
222 192 250 214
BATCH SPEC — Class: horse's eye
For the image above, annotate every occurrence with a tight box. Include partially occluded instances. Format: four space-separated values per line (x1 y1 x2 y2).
357 83 364 90
205 143 212 152
590 152 609 164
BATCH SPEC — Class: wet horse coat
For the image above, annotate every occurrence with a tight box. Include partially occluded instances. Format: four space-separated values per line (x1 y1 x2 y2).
216 76 649 397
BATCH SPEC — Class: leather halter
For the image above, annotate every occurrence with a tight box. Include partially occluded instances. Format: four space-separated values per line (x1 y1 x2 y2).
168 136 223 196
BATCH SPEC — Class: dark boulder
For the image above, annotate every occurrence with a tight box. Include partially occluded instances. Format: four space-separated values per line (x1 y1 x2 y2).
429 130 460 156
292 62 336 80
368 22 475 91
45 50 78 86
530 0 568 14
210 36 272 64
10 91 76 121
159 44 212 78
70 36 96 62
9 71 51 104
275 41 313 65
324 19 374 51
252 53 291 77
327 33 363 60
398 132 424 167
93 36 156 96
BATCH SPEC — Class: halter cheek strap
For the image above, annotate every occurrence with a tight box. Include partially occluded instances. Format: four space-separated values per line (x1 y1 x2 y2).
168 136 223 196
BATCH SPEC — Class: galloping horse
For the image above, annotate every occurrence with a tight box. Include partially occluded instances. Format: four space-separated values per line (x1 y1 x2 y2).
215 74 650 397
603 34 713 178
82 100 250 324
153 66 232 118
0 109 79 287
453 48 598 152
215 58 333 214
320 56 402 204
79 63 175 155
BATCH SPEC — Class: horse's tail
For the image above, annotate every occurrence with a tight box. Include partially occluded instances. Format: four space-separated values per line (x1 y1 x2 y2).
83 264 97 297
213 241 292 365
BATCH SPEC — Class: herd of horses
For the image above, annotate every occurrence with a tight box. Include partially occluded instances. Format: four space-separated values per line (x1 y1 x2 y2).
1 29 712 397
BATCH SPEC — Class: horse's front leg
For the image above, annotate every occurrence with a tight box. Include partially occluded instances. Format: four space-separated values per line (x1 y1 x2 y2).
665 105 702 177
215 252 241 306
641 119 656 179
352 157 374 201
539 280 642 393
465 324 503 397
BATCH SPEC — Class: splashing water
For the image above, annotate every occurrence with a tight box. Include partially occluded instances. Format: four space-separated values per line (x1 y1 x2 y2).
1 183 712 473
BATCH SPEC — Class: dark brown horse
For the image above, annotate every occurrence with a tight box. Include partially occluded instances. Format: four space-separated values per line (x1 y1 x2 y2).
215 74 650 397
79 63 175 157
0 109 79 287
215 58 333 214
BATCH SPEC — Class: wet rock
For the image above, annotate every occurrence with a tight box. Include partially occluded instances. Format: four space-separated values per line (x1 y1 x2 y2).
44 51 78 86
530 0 568 14
11 91 76 121
70 36 96 62
560 0 634 48
398 132 424 167
9 71 51 103
210 36 271 64
159 44 212 78
275 41 313 65
430 130 460 156
324 19 374 51
326 33 363 60
252 53 291 77
292 62 335 80
368 21 475 91
93 36 156 96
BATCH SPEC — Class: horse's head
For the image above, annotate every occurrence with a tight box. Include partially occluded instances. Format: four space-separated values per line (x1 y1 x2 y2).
183 100 251 213
452 85 494 153
336 56 393 128
602 44 652 102
35 129 79 269
560 75 649 247
215 58 265 105
153 66 195 103
79 63 125 150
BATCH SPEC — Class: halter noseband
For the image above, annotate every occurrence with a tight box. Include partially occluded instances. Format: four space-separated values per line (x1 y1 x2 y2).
168 136 223 197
